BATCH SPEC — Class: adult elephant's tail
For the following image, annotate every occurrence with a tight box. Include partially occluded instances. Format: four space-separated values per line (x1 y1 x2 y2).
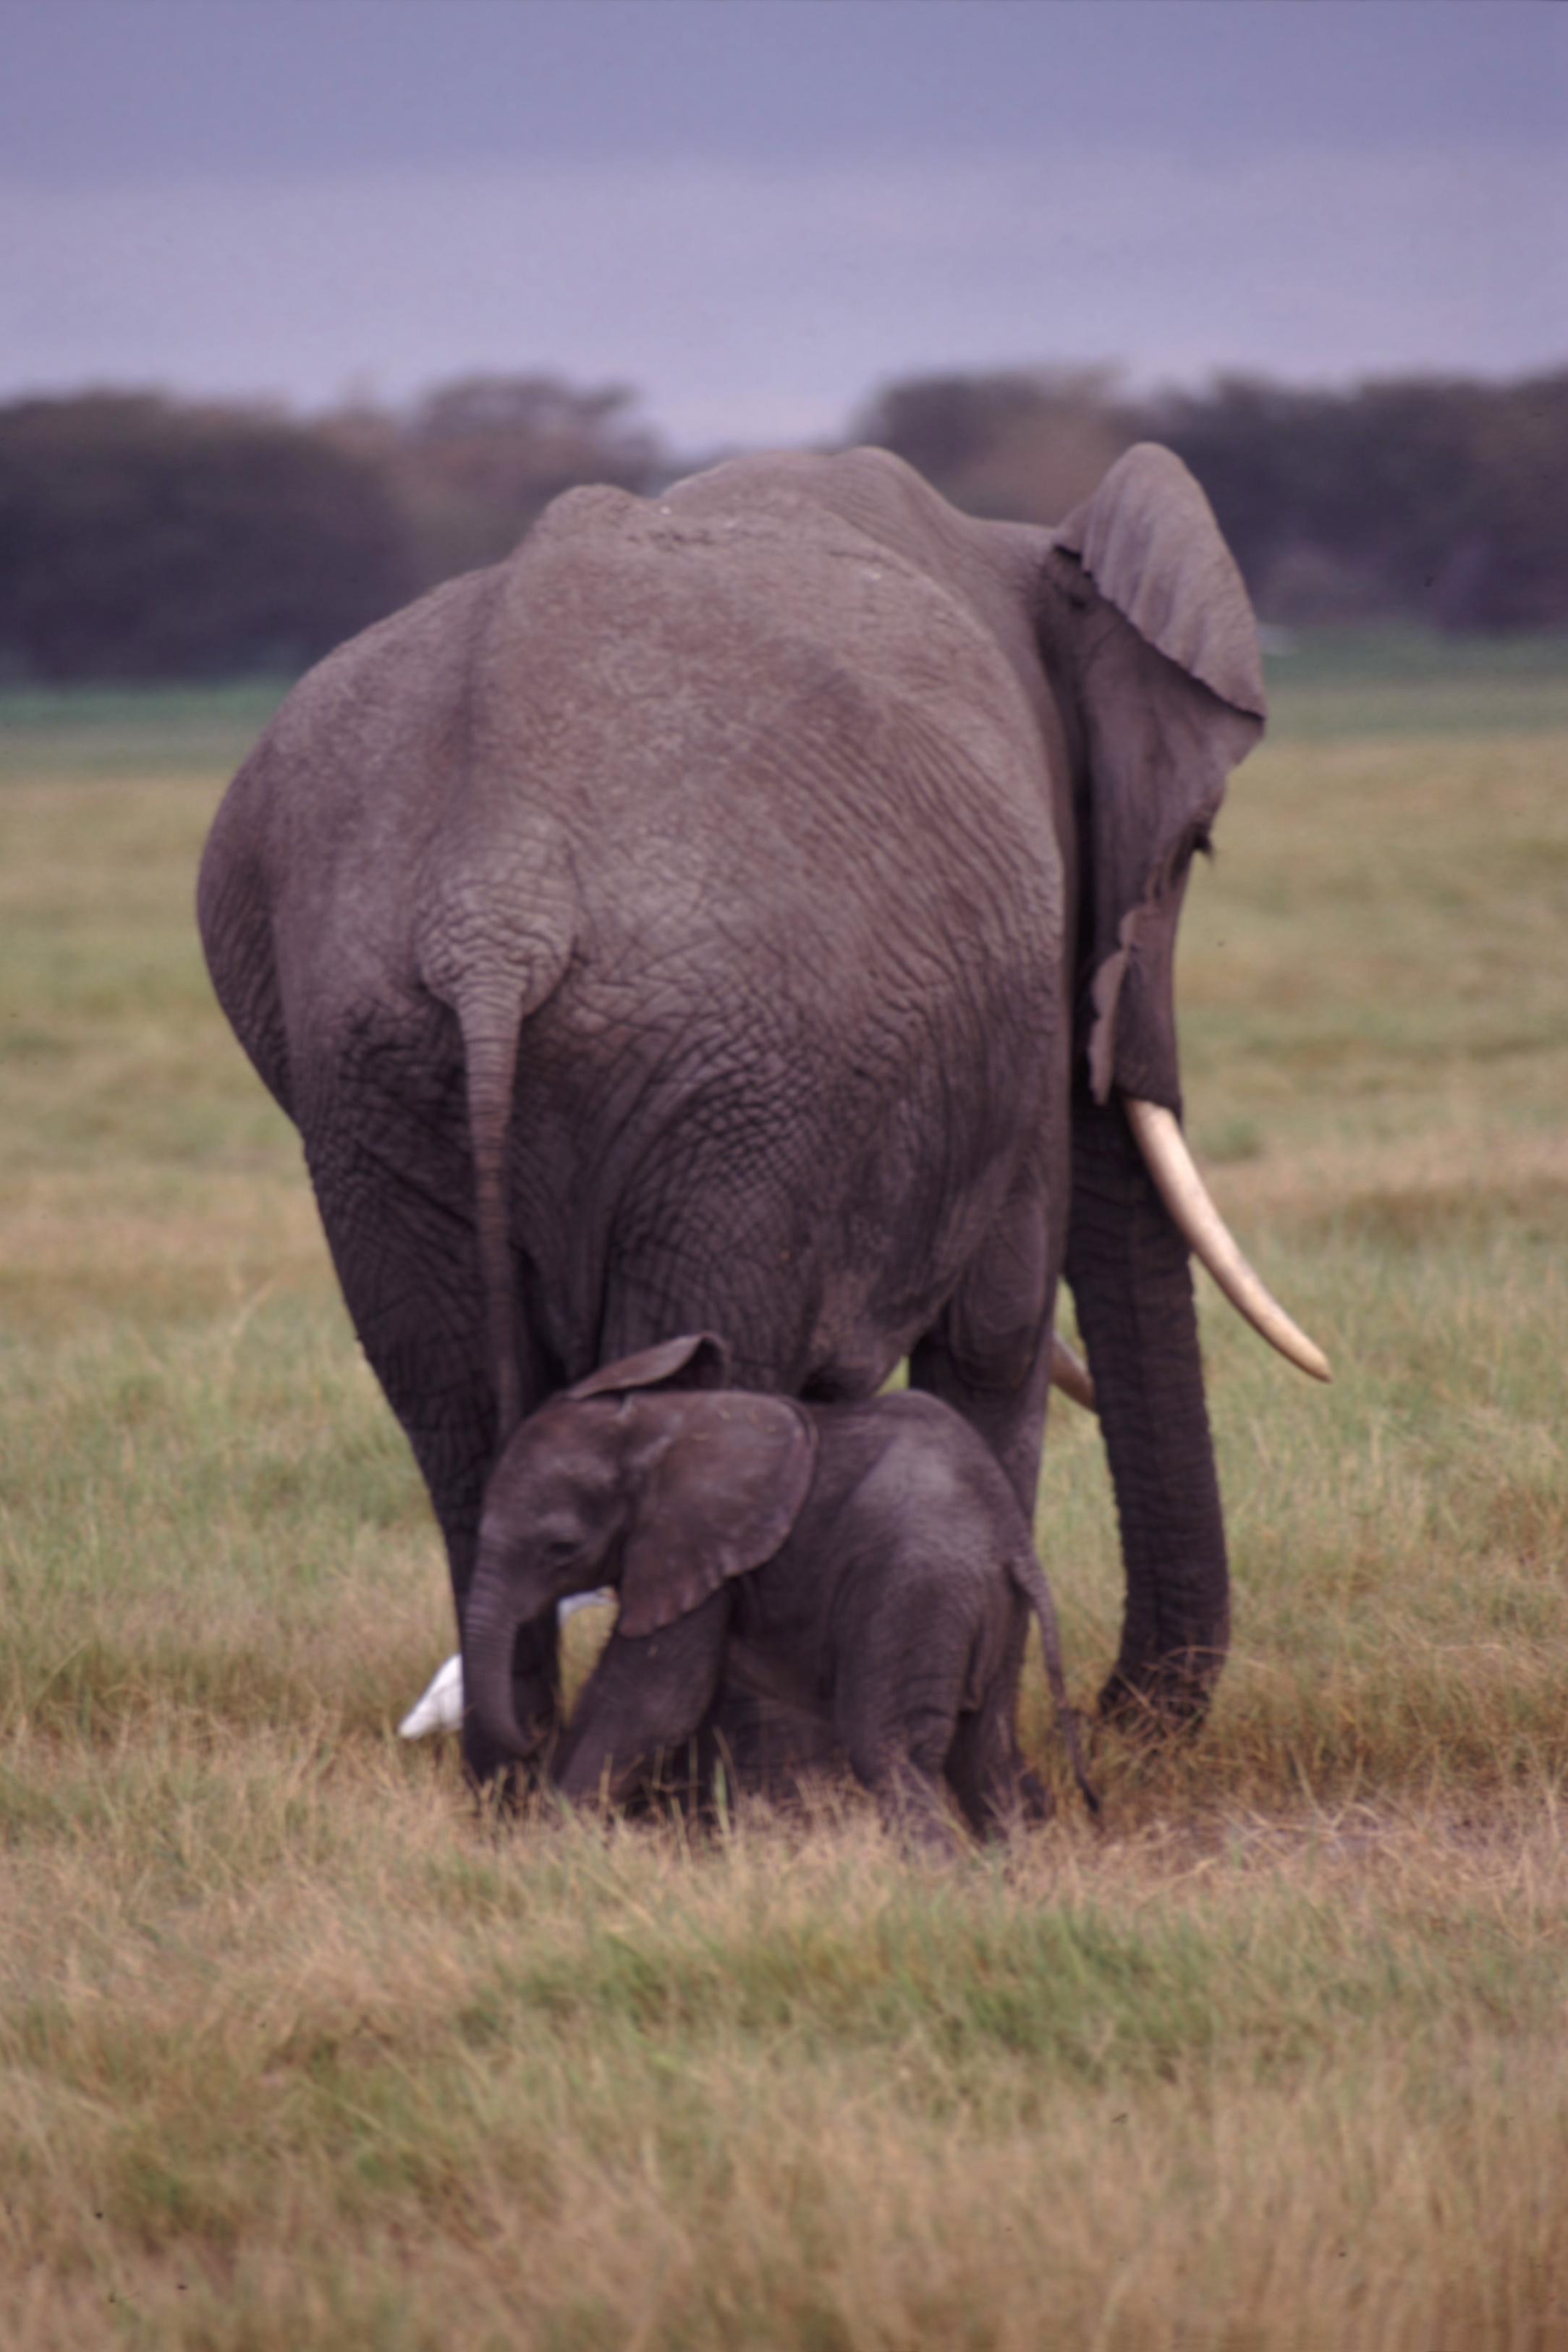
415 825 578 1456
459 994 530 1448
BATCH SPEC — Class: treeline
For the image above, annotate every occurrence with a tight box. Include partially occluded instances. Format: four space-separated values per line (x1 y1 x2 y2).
0 381 663 682
1 366 1564 680
855 367 1568 634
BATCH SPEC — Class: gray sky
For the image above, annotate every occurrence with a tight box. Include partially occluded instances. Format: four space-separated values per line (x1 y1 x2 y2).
4 0 1564 446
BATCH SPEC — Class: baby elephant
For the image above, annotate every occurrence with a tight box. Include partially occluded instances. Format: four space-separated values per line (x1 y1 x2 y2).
463 1333 1097 1846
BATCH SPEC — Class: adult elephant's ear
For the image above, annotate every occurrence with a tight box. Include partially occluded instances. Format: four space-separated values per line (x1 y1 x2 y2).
616 1394 818 1638
1047 444 1266 1111
1056 444 1265 719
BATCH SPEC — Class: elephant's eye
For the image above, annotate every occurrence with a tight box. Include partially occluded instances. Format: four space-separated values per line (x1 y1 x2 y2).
1190 822 1214 860
527 1513 586 1562
536 1533 579 1562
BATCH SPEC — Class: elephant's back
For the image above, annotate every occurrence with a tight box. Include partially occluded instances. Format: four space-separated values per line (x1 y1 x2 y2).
207 457 1061 1018
489 470 1061 1131
478 461 1062 996
479 470 1067 1390
495 458 1045 806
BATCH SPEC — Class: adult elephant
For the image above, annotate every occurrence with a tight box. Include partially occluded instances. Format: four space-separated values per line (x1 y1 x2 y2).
198 442 1326 1777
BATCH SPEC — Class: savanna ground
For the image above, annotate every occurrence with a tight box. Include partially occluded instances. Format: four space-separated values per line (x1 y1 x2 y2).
1 633 1567 2348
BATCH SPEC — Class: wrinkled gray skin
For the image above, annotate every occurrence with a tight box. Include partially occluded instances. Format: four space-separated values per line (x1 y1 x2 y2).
465 1334 1098 1850
197 442 1265 1779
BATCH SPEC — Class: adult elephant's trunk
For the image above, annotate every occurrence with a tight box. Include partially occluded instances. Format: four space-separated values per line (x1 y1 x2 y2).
1064 1087 1229 1726
461 1544 537 1764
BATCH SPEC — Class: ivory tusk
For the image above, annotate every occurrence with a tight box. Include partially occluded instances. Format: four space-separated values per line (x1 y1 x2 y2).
1050 1330 1096 1412
1124 1099 1332 1383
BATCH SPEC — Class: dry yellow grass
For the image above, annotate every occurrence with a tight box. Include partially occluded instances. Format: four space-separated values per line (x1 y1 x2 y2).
3 1759 1567 2349
2 651 1567 2345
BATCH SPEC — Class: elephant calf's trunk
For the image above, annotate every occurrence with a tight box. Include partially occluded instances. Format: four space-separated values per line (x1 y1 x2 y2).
462 1576 537 1764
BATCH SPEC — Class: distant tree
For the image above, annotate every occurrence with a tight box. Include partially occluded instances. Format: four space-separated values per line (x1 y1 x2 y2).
1136 371 1568 631
1451 370 1568 631
850 364 1568 633
852 369 1127 524
326 373 666 591
5 365 1561 682
0 394 414 681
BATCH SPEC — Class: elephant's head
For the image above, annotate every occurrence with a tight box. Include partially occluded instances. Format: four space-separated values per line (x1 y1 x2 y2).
1027 447 1328 1718
1046 443 1266 1114
462 1332 817 1762
1037 445 1326 1381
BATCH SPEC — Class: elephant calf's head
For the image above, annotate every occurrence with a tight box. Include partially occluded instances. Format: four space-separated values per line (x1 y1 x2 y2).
462 1333 817 1761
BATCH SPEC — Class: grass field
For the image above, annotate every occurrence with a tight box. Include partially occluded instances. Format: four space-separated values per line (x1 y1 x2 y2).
2 635 1567 2347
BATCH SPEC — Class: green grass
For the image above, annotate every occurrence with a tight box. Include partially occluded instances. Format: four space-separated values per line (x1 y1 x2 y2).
1263 625 1568 740
0 681 293 782
3 639 1568 2345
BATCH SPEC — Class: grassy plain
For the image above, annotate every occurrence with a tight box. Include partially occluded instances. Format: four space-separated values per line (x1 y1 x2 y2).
1 640 1567 2347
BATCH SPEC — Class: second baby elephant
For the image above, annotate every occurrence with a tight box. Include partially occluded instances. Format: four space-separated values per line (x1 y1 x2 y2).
462 1334 1097 1845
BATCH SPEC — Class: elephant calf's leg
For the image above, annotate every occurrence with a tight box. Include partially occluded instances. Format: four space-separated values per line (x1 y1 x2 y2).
839 1649 971 1858
554 1597 729 1808
873 1761 965 1858
943 1602 1046 1838
945 1706 1047 1840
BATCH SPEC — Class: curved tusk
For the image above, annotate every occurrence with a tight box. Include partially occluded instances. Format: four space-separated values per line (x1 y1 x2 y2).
1124 1099 1332 1383
1050 1329 1096 1412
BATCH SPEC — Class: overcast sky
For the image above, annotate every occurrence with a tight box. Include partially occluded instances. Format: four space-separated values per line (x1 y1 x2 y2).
4 0 1564 447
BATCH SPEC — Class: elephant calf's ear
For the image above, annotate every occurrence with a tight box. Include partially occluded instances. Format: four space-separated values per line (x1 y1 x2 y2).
566 1331 732 1400
617 1395 818 1638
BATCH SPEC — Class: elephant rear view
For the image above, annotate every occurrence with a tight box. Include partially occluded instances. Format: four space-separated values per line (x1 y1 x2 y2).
198 441 1327 1779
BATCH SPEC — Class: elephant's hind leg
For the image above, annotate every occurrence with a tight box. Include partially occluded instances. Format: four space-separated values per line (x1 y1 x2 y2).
867 1754 967 1858
944 1602 1045 1838
907 1180 1059 1520
946 1706 1049 1839
836 1613 973 1858
300 1104 559 1781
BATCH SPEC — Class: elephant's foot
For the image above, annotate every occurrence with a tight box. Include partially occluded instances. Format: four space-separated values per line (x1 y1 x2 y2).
460 1708 559 1803
1097 1654 1219 1738
871 1764 968 1861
